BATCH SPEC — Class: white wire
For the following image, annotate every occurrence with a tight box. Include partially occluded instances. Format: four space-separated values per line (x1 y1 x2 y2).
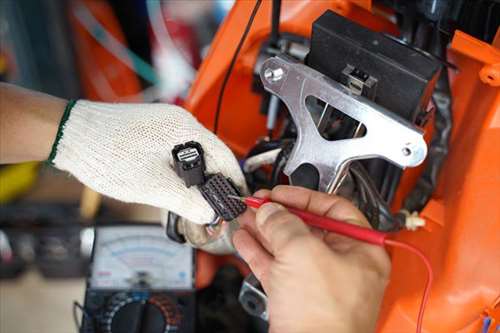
0 231 13 261
74 23 152 102
73 2 158 84
72 2 161 102
72 1 198 102
243 148 282 173
145 0 196 77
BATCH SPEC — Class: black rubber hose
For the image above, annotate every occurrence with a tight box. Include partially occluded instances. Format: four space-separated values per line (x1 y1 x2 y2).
404 24 452 212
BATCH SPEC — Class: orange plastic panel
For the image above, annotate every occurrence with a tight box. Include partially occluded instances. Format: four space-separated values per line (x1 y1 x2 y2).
379 41 500 331
451 30 500 87
68 0 143 101
184 0 395 157
186 1 500 332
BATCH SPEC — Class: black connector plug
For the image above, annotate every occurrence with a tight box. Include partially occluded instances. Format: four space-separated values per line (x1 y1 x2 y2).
200 173 247 221
172 141 206 187
172 141 247 221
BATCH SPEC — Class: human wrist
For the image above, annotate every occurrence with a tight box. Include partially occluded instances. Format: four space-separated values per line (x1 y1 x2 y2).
18 89 68 162
0 83 68 163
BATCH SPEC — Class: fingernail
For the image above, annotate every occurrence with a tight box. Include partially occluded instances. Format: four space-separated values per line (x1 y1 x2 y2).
253 189 270 198
256 203 285 227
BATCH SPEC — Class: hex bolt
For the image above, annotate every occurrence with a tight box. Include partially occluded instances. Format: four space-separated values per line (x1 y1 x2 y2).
264 67 284 83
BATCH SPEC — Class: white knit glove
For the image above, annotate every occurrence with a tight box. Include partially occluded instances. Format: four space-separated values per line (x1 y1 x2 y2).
49 100 247 224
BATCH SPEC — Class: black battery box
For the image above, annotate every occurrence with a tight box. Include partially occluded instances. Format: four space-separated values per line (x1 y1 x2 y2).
307 10 441 121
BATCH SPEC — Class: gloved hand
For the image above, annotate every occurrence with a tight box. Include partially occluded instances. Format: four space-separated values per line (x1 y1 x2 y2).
49 100 247 224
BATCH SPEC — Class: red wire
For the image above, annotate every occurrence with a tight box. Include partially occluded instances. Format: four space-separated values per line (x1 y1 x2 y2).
384 239 434 333
241 197 433 332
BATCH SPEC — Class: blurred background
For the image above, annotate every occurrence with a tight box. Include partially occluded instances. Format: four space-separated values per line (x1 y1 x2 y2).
0 1 233 332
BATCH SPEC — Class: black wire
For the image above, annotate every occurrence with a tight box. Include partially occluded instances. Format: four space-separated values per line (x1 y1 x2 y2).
351 164 381 228
270 0 282 46
213 0 263 134
350 162 398 231
73 301 95 332
246 139 283 157
385 167 403 204
73 301 88 332
270 141 293 187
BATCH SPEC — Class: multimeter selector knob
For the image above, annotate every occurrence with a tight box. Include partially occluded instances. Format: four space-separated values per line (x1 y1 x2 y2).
110 300 166 333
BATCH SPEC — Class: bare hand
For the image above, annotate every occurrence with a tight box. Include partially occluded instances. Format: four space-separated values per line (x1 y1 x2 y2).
233 185 391 333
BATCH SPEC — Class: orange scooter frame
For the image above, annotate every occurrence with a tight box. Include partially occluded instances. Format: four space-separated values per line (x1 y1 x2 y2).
185 1 500 332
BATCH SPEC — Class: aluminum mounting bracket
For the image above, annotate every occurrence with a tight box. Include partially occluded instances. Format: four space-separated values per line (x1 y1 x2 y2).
260 56 428 193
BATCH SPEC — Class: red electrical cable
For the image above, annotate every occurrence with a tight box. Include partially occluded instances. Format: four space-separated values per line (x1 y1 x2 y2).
238 196 389 245
383 239 433 333
233 195 434 333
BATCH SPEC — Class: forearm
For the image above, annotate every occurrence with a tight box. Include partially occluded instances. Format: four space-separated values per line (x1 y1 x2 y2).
0 83 66 163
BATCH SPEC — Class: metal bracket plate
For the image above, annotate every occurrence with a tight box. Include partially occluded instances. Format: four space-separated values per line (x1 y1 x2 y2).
260 56 428 193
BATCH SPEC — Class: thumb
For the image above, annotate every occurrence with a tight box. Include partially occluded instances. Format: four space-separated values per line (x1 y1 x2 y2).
255 203 311 256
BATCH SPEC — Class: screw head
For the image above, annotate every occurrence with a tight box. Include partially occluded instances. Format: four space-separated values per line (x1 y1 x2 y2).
264 67 284 83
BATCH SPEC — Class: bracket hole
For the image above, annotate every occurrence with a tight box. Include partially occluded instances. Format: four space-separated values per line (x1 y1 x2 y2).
305 95 366 141
402 147 411 156
247 301 256 310
290 163 320 190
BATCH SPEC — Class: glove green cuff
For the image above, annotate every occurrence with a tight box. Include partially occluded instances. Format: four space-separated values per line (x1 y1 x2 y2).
47 99 77 165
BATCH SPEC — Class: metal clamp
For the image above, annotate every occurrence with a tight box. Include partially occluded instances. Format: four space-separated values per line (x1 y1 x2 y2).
238 273 268 321
260 56 428 193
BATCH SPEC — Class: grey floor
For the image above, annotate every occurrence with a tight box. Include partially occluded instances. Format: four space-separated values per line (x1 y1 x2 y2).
0 271 85 333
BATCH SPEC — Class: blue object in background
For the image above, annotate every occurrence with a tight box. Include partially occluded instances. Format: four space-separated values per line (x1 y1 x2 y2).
213 0 235 24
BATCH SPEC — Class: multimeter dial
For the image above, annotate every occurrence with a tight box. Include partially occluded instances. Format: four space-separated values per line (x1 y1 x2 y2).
80 225 195 333
101 292 181 333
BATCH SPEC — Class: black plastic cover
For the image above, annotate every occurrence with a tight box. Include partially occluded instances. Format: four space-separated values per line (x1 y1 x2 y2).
308 10 441 121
